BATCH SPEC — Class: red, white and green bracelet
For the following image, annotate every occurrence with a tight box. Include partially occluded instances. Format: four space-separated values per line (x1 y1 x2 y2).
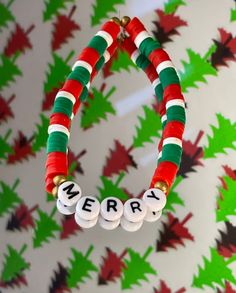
45 16 186 232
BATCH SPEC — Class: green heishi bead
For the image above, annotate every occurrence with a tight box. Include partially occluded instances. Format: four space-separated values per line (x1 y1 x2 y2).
96 56 105 71
67 66 90 86
53 97 73 117
155 83 164 103
162 119 167 130
167 105 186 124
139 37 161 57
159 67 180 89
161 144 182 166
88 35 107 55
136 54 150 70
80 86 88 102
47 131 68 153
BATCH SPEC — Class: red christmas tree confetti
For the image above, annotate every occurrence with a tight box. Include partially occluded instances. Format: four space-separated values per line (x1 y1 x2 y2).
60 214 83 240
49 262 70 293
0 94 15 125
217 282 236 293
153 280 186 293
67 148 86 177
217 222 236 258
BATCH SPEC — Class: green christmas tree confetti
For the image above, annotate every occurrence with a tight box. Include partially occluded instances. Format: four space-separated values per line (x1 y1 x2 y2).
32 114 49 153
179 48 217 93
111 49 138 73
231 8 236 22
0 179 21 217
164 0 186 14
67 245 98 288
121 246 157 289
43 0 75 22
0 129 13 162
0 54 22 90
1 244 29 282
216 176 236 222
81 86 116 129
91 0 125 26
0 1 15 30
192 248 236 289
204 113 236 159
97 173 130 202
33 207 61 248
132 105 162 148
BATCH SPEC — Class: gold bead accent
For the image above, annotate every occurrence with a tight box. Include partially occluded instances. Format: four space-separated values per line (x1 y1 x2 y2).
120 16 131 27
110 16 120 26
154 181 169 194
51 186 58 197
53 175 66 186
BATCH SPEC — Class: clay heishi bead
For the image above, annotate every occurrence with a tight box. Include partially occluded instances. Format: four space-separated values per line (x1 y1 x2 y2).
76 196 100 221
123 198 147 222
100 197 123 221
142 188 166 212
98 216 120 230
58 181 82 206
144 209 162 222
74 213 98 229
120 217 143 232
56 199 76 215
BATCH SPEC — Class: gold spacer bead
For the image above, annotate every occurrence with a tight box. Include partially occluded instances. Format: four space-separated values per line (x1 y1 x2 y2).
120 16 131 27
110 16 120 26
53 175 67 186
51 186 58 197
154 181 169 194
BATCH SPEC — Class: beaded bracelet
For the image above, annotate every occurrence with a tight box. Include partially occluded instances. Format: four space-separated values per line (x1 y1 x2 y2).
45 16 186 232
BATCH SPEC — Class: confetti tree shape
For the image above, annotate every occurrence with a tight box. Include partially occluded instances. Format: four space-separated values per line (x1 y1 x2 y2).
4 23 35 57
132 105 162 148
42 51 74 111
210 28 236 69
152 9 187 47
97 173 130 202
204 113 236 159
0 94 15 125
121 246 157 290
49 262 69 293
217 222 236 258
43 0 75 22
156 213 194 252
192 248 236 290
217 281 236 293
179 48 217 93
51 5 80 51
31 114 49 153
7 131 35 164
67 245 98 289
98 247 127 285
103 139 137 177
231 7 236 22
1 244 29 283
216 175 236 222
0 1 15 30
33 207 61 248
80 86 116 129
0 54 22 91
163 0 186 14
153 279 186 293
91 0 125 26
110 48 138 73
0 130 13 162
6 203 38 231
60 214 83 240
67 148 86 177
0 179 21 217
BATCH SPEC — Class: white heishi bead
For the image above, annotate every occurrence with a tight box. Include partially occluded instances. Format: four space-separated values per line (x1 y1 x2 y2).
76 196 100 220
74 213 97 229
145 209 162 222
120 217 143 232
56 199 76 215
142 188 167 212
58 181 82 207
98 216 120 230
100 197 123 221
123 198 147 222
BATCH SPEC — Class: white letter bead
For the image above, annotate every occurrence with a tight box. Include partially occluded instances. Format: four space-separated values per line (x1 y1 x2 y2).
58 181 82 206
142 188 167 212
144 209 162 222
74 213 97 229
98 216 120 230
123 198 147 222
56 199 76 215
100 197 123 221
76 196 100 220
120 217 143 232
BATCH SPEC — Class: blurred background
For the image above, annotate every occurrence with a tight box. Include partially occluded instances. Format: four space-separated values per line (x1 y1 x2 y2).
0 0 236 292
